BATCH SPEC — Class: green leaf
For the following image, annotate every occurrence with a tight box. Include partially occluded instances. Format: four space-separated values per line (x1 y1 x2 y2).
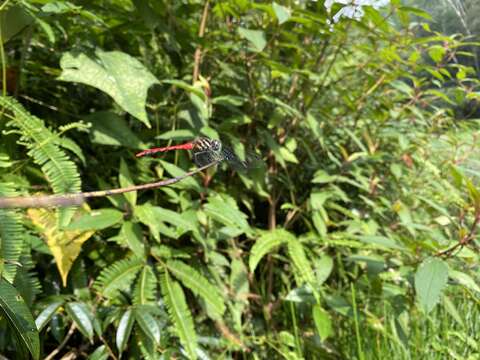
88 345 109 360
272 2 291 24
66 209 123 231
86 111 145 148
415 258 449 313
134 306 161 345
249 229 293 272
133 266 157 305
449 270 480 293
65 301 94 340
121 222 145 259
159 160 202 192
161 271 197 359
156 129 196 140
119 158 136 206
312 305 332 341
0 279 40 360
314 255 333 286
0 5 34 44
166 260 225 320
35 300 64 331
288 238 315 285
116 309 135 354
58 49 159 127
204 194 249 232
0 184 25 282
238 27 267 52
94 257 144 298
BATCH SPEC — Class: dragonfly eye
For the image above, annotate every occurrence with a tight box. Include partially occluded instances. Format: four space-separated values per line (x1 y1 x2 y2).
211 139 221 151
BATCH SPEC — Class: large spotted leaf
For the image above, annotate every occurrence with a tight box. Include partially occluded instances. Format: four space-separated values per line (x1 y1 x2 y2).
58 49 159 127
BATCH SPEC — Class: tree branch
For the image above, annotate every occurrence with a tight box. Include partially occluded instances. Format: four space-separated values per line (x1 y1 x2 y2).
192 0 210 83
0 161 219 208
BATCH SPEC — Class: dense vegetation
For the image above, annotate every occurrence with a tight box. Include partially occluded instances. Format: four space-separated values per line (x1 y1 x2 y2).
1 0 480 359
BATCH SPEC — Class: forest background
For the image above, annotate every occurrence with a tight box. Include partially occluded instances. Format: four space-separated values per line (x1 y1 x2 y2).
1 0 480 359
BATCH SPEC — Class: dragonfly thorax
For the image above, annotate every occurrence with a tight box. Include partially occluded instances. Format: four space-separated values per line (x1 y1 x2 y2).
193 137 222 153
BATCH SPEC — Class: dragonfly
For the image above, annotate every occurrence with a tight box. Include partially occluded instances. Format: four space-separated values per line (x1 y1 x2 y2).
135 137 261 170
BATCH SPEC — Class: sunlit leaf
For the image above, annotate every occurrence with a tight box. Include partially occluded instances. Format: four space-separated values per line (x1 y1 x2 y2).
238 27 267 52
415 258 449 313
59 49 159 127
27 207 94 286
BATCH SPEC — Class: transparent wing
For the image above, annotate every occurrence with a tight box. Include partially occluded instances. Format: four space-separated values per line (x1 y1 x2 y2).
193 151 221 167
221 147 263 171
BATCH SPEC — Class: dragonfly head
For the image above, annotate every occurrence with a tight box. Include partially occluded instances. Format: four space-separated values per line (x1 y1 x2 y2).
210 139 221 152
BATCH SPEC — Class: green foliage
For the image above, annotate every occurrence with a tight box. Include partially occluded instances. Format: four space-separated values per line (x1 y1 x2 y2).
161 270 198 359
415 258 450 313
0 183 24 282
0 278 39 360
93 257 144 298
1 0 480 358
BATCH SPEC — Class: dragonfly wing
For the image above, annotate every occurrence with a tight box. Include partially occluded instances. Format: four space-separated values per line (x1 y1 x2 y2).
222 147 263 171
193 151 219 167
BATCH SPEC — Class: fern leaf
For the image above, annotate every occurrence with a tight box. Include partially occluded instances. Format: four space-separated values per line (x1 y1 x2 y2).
94 257 144 298
166 260 225 320
13 253 42 307
287 239 315 285
0 96 81 195
160 270 197 359
249 229 294 272
133 265 157 305
0 183 25 282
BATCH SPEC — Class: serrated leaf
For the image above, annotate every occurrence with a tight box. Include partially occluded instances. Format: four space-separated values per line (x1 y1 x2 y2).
0 279 40 360
288 239 315 285
238 27 267 52
166 260 225 319
161 271 197 359
94 257 144 298
415 258 449 313
249 229 293 272
116 309 135 354
35 300 64 331
134 306 161 345
66 208 123 231
58 49 159 127
65 301 94 340
133 266 157 305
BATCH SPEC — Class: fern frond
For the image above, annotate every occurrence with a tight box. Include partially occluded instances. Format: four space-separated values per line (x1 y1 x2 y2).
133 265 157 305
160 270 197 360
13 253 42 307
0 96 81 195
0 182 25 282
166 260 225 320
94 257 144 298
249 229 294 272
287 239 315 285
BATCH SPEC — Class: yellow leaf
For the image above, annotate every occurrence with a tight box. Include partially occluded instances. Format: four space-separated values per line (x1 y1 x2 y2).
27 206 94 286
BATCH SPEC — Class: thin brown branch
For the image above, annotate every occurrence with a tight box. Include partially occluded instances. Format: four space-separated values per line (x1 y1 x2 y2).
192 0 210 83
0 161 218 209
44 323 76 360
436 212 480 257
